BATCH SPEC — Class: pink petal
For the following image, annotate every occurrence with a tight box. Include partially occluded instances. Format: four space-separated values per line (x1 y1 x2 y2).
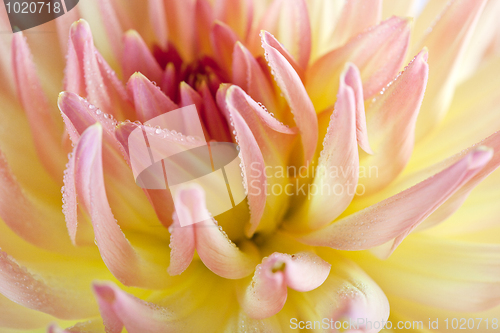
12 33 65 179
419 131 500 231
160 62 178 100
164 0 196 61
232 41 279 114
181 186 260 279
55 3 81 56
330 0 382 48
260 30 304 81
198 80 232 142
359 49 429 194
93 283 177 333
307 16 411 111
58 92 117 144
96 0 125 59
304 249 390 333
167 214 195 276
226 103 266 236
0 250 98 319
75 123 172 289
288 64 366 230
239 252 330 319
225 85 298 166
194 0 215 55
262 32 318 163
0 150 73 252
65 19 133 120
126 72 178 123
210 21 240 77
122 30 163 84
414 0 488 138
214 0 253 40
257 0 311 69
297 147 493 257
148 0 168 49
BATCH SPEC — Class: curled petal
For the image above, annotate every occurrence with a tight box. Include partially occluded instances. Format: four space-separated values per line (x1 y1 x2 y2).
359 49 429 194
75 123 172 289
288 63 368 230
122 30 163 84
175 184 260 279
167 215 195 276
297 147 493 257
232 42 279 115
414 0 488 138
259 30 304 81
307 16 411 111
239 252 330 319
262 32 318 163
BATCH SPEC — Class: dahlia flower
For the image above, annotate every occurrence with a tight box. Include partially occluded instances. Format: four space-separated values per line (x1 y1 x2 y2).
1 0 500 332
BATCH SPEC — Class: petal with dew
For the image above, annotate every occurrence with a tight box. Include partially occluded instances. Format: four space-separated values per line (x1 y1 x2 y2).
262 33 318 163
288 63 369 231
75 123 173 289
167 215 195 276
239 252 330 319
122 30 163 84
65 19 133 120
307 16 411 111
173 184 260 279
296 147 493 257
359 49 429 194
232 41 279 115
224 86 298 236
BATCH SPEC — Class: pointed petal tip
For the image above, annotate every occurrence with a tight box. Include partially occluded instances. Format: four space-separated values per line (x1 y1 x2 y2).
70 19 92 41
92 283 116 304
